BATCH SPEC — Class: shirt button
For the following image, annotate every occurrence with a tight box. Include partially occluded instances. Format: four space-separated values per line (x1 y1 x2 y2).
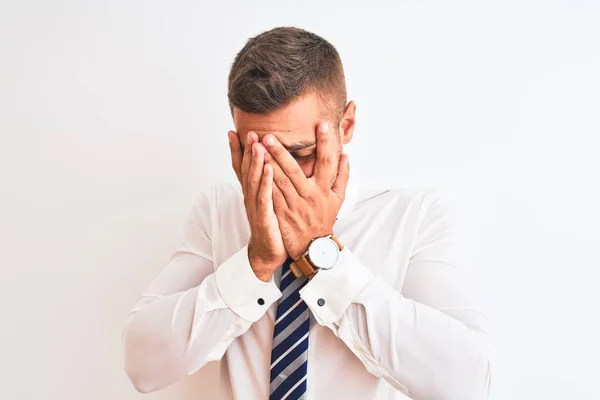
257 298 265 305
317 298 325 307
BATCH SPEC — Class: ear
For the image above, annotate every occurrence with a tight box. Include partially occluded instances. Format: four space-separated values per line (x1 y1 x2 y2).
339 101 356 145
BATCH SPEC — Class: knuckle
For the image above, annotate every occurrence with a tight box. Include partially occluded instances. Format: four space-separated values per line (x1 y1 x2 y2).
257 194 268 206
276 177 289 188
288 167 301 177
272 193 283 205
248 180 258 193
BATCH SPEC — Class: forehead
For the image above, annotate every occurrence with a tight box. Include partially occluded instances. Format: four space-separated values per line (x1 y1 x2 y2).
233 93 322 144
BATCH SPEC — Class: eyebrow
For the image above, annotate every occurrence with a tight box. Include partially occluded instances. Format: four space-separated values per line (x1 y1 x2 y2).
285 141 316 152
241 140 316 153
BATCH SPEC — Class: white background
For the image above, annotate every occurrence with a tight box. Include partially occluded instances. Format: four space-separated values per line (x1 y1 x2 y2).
1 1 599 399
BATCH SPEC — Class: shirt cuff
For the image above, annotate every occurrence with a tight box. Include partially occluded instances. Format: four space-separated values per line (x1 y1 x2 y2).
299 247 375 325
215 244 282 322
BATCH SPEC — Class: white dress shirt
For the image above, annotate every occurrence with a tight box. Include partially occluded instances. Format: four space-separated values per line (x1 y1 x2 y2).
123 176 493 400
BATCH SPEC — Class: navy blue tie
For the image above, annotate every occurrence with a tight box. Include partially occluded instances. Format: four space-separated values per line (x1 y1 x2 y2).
269 258 310 400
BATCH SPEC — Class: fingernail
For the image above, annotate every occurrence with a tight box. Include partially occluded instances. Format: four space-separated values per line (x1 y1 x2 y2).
264 135 275 146
322 123 329 134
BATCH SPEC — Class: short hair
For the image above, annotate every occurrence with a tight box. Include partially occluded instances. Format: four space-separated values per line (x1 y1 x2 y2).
228 27 347 122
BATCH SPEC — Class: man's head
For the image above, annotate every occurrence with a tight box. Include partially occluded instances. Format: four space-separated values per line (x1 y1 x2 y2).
228 27 355 178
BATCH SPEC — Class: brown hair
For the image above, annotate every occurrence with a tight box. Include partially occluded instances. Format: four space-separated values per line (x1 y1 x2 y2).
228 27 347 122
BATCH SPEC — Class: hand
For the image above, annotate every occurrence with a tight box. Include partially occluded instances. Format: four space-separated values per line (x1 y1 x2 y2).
229 130 288 281
261 122 350 260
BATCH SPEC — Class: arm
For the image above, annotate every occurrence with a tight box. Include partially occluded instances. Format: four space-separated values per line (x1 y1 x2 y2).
124 128 288 393
260 122 492 398
299 193 493 400
123 190 281 393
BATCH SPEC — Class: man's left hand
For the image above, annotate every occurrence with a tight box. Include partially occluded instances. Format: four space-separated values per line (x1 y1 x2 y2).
262 122 349 261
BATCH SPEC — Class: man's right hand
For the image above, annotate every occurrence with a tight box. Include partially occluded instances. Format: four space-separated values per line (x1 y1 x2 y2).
229 130 288 282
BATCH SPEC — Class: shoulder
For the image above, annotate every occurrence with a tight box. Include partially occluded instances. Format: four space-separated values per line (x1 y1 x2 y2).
357 186 456 213
191 181 243 210
355 186 462 231
185 182 244 233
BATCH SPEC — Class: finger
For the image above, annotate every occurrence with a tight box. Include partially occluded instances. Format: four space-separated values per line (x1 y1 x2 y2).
257 163 274 217
332 154 350 198
269 159 299 208
314 122 338 187
271 177 289 215
228 131 243 184
248 142 266 210
241 132 256 193
263 134 309 196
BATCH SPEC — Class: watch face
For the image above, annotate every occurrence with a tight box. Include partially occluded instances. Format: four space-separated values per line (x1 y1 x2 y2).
308 237 340 270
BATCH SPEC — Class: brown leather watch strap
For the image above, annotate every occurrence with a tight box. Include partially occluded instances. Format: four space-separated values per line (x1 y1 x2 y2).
291 256 316 279
330 234 344 251
289 261 304 279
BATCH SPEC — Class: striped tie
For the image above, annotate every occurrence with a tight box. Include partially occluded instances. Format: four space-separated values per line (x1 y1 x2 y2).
269 258 310 400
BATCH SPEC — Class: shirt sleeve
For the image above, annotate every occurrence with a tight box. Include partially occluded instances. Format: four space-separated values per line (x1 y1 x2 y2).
215 245 282 322
123 188 281 393
299 192 493 400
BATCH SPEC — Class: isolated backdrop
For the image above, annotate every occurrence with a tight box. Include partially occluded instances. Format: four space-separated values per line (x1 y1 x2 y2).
1 1 599 399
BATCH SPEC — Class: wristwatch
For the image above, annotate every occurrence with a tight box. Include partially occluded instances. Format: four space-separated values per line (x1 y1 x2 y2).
290 235 344 280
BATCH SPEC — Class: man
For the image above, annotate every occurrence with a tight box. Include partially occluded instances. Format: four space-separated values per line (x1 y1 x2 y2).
124 27 492 400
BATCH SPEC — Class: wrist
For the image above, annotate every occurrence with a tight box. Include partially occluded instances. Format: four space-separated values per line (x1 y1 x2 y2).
289 247 307 262
250 260 274 282
248 243 278 282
